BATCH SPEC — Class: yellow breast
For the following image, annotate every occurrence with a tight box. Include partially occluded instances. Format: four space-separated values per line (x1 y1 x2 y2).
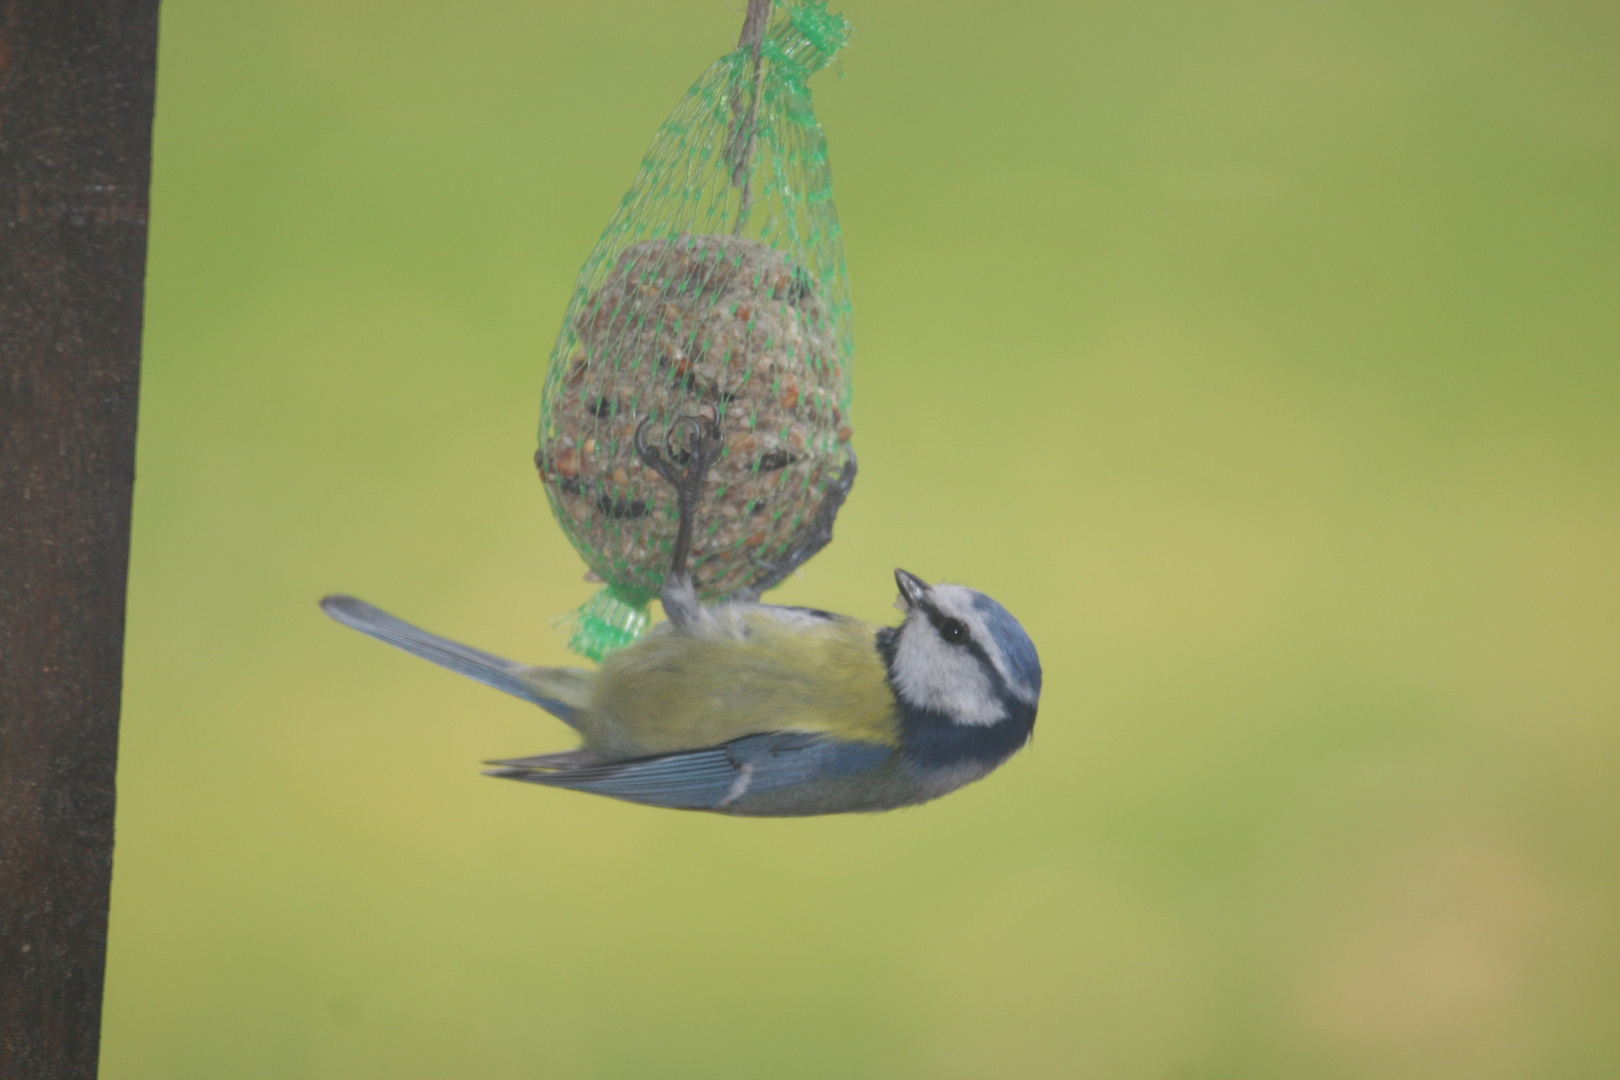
583 610 898 758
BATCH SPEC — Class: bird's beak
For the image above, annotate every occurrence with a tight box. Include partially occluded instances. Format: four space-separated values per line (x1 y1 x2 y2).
894 568 929 612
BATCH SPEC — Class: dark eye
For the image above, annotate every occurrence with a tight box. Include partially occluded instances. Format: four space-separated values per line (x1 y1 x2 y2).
939 618 968 644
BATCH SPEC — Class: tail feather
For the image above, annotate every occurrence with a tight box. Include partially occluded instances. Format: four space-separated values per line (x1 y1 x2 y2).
483 749 604 770
320 594 590 729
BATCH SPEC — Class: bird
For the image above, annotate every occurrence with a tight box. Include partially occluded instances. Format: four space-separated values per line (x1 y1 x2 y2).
321 413 1041 816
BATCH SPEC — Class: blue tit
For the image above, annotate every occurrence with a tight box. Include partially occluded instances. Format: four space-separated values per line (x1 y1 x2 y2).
321 414 1041 816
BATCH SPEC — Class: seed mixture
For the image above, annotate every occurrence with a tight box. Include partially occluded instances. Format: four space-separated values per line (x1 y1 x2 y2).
539 234 853 602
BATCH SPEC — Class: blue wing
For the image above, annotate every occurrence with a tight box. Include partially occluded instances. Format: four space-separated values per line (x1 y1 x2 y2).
484 732 891 811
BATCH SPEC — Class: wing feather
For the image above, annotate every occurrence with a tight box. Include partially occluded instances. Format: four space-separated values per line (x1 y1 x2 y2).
486 732 890 811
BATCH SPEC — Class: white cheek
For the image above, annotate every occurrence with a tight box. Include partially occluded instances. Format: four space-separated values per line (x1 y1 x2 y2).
892 628 1006 726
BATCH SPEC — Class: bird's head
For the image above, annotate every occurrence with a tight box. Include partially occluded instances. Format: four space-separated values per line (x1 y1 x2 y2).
886 568 1042 728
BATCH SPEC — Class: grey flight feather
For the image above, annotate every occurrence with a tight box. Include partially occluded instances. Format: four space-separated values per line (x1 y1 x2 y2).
319 594 583 729
485 731 891 812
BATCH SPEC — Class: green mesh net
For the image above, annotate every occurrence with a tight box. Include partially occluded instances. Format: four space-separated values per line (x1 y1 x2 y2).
538 1 855 660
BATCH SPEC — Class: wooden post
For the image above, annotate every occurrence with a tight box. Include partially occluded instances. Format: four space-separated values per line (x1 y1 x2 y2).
0 1 160 1077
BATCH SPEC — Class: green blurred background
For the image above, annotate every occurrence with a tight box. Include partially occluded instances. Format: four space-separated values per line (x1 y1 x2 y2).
105 1 1619 1077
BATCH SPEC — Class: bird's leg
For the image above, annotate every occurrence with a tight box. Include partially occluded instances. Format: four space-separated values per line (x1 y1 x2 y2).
635 409 724 632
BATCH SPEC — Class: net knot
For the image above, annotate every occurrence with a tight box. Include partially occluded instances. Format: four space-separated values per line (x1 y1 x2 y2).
562 583 656 662
763 2 851 78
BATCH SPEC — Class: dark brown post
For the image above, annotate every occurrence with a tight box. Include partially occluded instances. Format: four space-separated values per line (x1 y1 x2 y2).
0 2 161 1077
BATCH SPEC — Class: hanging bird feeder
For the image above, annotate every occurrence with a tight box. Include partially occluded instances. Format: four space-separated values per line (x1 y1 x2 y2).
537 0 857 659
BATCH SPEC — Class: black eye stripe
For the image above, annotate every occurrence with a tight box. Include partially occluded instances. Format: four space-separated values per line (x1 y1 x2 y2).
893 607 1013 705
920 603 972 647
914 601 1012 687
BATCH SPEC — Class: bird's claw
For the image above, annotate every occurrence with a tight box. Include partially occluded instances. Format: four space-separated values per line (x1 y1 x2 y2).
634 410 723 501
